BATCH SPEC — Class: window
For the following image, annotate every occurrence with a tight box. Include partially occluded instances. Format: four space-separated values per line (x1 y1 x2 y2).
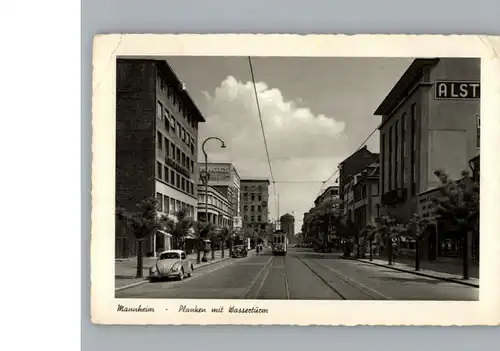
191 160 194 174
388 126 393 191
170 198 175 212
170 170 175 185
176 148 181 163
244 215 248 221
251 194 255 201
257 195 262 201
176 200 181 212
156 101 163 120
170 143 175 159
251 215 255 222
181 178 186 191
401 113 406 187
163 195 170 213
395 120 399 188
244 186 248 191
156 192 162 211
243 193 248 201
176 174 180 188
157 162 162 179
164 166 168 182
164 110 170 130
244 205 248 212
164 137 169 156
411 104 417 195
381 133 385 194
171 117 176 133
257 215 262 222
177 122 182 138
181 153 186 167
251 205 255 212
157 131 162 150
257 205 261 212
477 115 480 148
182 128 186 142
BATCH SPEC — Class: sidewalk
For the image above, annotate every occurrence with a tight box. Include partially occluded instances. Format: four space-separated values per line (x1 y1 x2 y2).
115 249 230 290
343 256 479 288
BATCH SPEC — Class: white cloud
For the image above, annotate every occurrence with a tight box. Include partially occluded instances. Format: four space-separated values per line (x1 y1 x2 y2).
198 76 347 230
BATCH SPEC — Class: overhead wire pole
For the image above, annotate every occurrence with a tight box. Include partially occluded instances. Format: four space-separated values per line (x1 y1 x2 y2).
248 56 280 222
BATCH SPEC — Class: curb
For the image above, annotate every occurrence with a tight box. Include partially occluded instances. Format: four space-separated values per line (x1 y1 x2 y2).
341 256 479 288
115 256 232 292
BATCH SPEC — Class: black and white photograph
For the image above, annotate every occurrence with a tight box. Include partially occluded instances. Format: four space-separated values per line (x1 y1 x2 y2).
113 55 480 301
90 34 500 326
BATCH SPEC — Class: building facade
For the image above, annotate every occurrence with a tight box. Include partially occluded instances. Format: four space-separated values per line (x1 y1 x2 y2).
240 178 270 237
280 213 295 244
338 146 379 214
374 58 480 224
198 162 241 230
197 185 233 228
115 59 205 258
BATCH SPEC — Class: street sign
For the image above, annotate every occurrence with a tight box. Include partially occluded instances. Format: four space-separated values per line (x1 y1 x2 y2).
434 81 480 100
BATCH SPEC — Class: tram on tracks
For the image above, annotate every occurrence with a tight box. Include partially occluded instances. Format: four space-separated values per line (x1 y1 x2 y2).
271 230 288 256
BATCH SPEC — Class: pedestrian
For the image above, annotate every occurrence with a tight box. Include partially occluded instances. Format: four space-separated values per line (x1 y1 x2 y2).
256 245 260 255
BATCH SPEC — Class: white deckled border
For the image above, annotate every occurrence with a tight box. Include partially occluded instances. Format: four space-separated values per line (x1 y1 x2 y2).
91 34 500 326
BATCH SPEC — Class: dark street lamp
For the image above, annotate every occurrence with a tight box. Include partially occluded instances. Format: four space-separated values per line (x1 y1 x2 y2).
201 137 226 226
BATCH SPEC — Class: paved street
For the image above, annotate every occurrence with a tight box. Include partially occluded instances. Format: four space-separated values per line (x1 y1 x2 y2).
116 247 478 300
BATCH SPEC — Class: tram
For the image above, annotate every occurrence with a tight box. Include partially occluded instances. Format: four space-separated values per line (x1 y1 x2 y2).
271 230 288 255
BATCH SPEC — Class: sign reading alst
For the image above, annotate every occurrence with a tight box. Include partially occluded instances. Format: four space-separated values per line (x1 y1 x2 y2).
434 81 480 100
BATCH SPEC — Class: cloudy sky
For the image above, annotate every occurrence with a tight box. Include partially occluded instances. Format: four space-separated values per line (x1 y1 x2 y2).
168 57 413 233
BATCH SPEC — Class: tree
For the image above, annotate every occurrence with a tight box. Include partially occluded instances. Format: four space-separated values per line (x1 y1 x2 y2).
193 221 216 263
115 197 166 278
163 208 195 250
376 215 405 265
219 226 232 258
405 213 433 271
360 224 376 261
431 169 479 279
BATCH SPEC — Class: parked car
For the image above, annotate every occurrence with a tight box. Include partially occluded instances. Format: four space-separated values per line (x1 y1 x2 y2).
148 250 194 281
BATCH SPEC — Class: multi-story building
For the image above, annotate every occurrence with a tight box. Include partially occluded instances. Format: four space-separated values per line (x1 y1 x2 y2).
374 58 480 260
198 162 241 229
115 59 205 258
339 147 379 221
280 213 295 244
374 58 480 223
197 185 233 228
314 185 342 209
240 178 270 237
338 146 379 214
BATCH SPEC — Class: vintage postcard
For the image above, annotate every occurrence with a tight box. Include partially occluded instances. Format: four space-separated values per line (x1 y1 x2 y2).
91 34 500 326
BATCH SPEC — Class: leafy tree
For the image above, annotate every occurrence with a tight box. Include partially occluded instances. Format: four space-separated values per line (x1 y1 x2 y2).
193 221 216 263
115 197 167 278
405 213 433 271
360 224 377 261
430 169 479 279
163 208 195 250
375 215 405 265
219 226 232 258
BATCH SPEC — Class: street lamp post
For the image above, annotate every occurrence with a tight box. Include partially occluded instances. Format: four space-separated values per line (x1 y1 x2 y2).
201 136 226 226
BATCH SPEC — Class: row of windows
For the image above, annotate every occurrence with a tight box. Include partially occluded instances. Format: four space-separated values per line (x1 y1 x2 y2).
157 74 198 130
156 192 195 218
156 161 195 196
243 204 264 213
198 194 230 214
156 100 196 156
242 185 264 191
156 131 195 174
381 103 417 196
243 214 263 223
242 193 264 202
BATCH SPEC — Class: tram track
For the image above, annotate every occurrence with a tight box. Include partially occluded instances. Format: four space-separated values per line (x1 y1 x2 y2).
295 255 389 300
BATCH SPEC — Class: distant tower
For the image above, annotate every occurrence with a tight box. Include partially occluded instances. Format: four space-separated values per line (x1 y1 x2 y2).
280 213 295 244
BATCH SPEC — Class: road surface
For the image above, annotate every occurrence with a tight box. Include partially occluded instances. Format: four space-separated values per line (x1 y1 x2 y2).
116 247 478 300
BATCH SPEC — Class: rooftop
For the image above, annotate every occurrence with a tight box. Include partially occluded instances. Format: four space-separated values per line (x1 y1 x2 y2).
374 58 440 117
240 178 271 185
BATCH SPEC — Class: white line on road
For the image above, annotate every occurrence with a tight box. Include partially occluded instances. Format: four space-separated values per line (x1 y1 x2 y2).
242 256 273 298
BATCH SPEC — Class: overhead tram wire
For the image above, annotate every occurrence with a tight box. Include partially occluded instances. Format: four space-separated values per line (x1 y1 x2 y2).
248 56 279 219
315 122 381 199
